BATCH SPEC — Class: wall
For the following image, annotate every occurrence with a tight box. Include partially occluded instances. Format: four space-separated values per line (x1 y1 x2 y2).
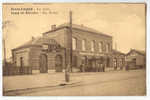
66 27 113 68
66 28 112 54
29 46 42 70
42 27 113 69
43 28 67 48
47 50 65 70
136 55 145 66
13 48 30 67
29 46 66 71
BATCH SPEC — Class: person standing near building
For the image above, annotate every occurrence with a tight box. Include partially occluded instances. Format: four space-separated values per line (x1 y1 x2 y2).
103 63 105 72
97 63 100 72
80 63 85 72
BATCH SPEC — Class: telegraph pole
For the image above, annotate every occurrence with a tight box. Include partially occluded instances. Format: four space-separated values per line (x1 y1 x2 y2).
65 11 73 82
3 39 6 66
69 11 73 72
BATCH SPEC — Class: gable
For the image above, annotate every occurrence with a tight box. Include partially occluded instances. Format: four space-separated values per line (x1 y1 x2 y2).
126 49 145 57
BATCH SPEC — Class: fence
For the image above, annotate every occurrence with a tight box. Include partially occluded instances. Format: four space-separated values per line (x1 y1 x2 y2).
3 64 32 76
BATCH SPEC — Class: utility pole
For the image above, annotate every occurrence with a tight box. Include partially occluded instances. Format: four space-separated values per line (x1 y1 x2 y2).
65 11 73 82
3 39 6 67
69 11 73 72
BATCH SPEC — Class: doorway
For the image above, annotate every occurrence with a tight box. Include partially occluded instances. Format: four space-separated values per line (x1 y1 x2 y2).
55 55 63 72
40 54 48 73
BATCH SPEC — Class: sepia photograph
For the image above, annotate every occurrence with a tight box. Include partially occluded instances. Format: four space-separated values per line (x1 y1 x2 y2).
2 3 146 96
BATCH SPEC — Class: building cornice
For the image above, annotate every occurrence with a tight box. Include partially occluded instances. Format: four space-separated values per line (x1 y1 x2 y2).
43 26 112 38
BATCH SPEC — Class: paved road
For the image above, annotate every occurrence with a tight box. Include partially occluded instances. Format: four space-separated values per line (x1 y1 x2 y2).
4 69 146 96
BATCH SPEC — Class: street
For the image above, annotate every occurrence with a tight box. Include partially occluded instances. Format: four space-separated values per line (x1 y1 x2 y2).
4 69 146 96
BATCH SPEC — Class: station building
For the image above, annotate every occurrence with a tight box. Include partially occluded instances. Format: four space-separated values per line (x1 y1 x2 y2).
12 23 114 74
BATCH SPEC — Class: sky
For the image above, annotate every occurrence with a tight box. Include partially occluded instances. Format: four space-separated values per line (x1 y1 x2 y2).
2 3 146 59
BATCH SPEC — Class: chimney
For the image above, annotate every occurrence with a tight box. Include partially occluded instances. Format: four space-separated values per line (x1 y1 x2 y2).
51 25 56 30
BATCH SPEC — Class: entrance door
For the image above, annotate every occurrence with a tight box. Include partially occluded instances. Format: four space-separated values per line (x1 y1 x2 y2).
113 58 117 70
20 57 24 74
40 54 48 73
107 57 110 67
55 55 63 72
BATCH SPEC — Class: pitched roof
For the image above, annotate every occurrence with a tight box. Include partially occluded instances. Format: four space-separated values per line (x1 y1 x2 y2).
126 49 146 56
43 23 112 38
111 49 125 55
12 37 60 51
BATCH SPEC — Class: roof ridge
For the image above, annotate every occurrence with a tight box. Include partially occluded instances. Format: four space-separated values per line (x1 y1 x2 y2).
44 23 112 37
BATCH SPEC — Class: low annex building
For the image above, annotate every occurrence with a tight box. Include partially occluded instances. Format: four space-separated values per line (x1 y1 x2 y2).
12 37 66 74
12 23 115 74
125 49 146 69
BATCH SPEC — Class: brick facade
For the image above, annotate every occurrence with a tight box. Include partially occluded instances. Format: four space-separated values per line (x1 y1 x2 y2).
43 24 113 70
12 23 116 74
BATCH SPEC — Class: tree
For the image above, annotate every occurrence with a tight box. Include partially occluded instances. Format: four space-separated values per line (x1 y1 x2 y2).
2 20 15 66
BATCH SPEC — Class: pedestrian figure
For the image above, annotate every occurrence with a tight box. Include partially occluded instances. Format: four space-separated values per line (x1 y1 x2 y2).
120 66 123 70
102 64 105 72
80 63 84 72
79 64 82 72
126 64 129 71
98 63 100 72
82 63 85 72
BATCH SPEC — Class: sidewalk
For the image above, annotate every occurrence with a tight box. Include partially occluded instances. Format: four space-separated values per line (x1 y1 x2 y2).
3 68 124 92
3 72 81 92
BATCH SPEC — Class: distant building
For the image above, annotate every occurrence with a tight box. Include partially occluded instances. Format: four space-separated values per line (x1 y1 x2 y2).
11 23 114 74
111 49 125 70
125 49 146 69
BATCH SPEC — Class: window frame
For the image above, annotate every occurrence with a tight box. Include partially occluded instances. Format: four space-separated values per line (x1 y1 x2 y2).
72 37 77 50
91 40 95 52
98 42 103 53
82 39 86 51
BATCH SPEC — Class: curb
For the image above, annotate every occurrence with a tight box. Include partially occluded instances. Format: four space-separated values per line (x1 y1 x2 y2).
3 81 83 96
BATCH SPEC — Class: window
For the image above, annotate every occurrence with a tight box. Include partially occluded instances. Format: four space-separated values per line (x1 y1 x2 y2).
91 40 95 52
72 37 77 50
82 39 86 51
113 58 117 67
20 57 24 67
106 43 110 53
99 42 103 52
42 44 48 50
